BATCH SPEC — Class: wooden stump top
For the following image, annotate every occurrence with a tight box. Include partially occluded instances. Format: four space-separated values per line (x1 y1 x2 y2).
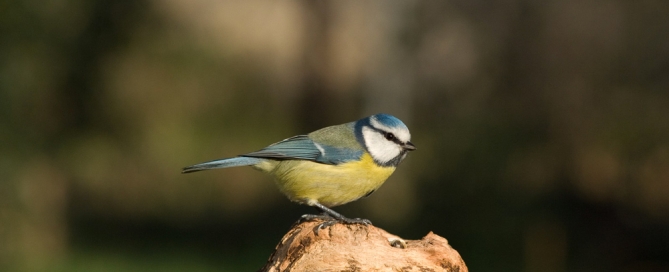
260 219 468 272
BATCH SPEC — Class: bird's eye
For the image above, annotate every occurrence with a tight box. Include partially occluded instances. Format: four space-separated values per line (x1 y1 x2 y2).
384 132 396 141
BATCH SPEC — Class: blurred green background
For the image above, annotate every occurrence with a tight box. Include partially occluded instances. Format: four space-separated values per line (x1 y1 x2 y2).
2 0 669 271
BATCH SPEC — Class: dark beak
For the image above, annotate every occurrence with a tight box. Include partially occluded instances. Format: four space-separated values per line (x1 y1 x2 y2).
403 141 416 151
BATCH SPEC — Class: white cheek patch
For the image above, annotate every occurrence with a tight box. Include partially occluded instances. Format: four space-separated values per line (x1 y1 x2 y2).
369 117 411 143
362 126 402 164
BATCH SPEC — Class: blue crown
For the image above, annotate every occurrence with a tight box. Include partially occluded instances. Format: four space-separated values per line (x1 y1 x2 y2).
372 113 408 129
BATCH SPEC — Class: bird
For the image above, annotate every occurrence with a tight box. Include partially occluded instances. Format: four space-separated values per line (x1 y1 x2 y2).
182 113 416 228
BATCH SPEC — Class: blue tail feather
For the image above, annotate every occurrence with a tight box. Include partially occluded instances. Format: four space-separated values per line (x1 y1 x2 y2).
182 157 263 173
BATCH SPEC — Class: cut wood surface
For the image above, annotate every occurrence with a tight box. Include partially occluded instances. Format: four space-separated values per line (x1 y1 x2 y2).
260 219 468 272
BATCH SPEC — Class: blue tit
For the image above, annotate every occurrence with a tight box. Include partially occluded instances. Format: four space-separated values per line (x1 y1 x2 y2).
182 113 416 226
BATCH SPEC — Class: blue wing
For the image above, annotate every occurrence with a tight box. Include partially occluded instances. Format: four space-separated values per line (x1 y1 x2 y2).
182 157 264 173
241 135 362 165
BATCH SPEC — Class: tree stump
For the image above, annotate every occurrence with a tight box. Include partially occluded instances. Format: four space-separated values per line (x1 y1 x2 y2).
260 219 468 272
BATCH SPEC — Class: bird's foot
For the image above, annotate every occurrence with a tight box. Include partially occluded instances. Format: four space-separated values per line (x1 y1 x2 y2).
298 214 337 235
314 216 372 235
301 203 373 235
299 213 372 235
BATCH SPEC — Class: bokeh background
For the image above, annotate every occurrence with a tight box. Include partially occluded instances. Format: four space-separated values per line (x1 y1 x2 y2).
2 0 669 271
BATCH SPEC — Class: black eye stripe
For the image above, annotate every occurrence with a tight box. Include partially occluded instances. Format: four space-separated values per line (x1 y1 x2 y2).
386 134 403 145
367 125 405 144
368 127 404 145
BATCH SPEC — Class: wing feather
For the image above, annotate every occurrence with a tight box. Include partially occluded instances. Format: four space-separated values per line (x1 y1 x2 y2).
241 135 320 160
241 135 361 165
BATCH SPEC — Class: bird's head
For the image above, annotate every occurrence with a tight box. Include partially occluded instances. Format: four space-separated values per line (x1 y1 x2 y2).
356 113 416 167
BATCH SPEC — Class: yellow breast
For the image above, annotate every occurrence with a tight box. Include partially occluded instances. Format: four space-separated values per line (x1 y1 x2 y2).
258 153 396 207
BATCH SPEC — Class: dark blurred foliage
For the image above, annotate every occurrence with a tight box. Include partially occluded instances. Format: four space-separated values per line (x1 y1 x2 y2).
1 0 669 271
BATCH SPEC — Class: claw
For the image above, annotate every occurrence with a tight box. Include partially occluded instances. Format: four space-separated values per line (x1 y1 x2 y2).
314 219 338 235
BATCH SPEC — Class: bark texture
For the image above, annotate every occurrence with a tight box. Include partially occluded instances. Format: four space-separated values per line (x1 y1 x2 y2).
260 219 467 272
